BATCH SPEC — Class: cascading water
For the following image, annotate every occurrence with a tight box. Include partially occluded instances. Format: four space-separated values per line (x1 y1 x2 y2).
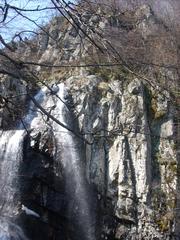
0 130 25 216
52 84 95 240
0 130 26 240
0 83 95 239
0 87 47 240
0 217 28 240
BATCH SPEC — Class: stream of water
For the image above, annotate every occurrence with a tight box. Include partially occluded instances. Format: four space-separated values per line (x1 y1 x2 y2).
0 83 95 240
52 83 95 240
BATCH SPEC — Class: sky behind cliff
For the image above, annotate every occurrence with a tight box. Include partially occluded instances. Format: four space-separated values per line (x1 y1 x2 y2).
0 0 179 44
0 0 60 42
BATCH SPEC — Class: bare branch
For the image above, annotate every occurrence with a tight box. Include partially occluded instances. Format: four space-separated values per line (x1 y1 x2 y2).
27 89 92 145
0 34 15 51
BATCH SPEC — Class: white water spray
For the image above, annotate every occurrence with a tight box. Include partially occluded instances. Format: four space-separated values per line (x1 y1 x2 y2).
0 83 95 239
0 130 25 217
52 83 95 240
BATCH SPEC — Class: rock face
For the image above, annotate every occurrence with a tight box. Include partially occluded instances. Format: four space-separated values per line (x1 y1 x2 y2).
0 76 27 128
0 73 177 240
65 74 177 239
0 3 178 240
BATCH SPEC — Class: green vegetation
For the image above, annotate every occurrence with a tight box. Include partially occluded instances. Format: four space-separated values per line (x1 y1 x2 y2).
87 64 133 82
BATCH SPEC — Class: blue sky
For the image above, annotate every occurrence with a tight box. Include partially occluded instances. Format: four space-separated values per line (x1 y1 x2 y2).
0 0 59 42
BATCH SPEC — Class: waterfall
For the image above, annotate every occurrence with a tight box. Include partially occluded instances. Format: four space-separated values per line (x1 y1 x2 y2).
0 87 47 214
0 130 25 216
0 217 28 240
52 83 95 240
0 83 95 239
0 130 26 240
0 87 47 240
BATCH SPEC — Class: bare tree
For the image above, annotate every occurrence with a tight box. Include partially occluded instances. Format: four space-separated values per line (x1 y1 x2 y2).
0 0 179 137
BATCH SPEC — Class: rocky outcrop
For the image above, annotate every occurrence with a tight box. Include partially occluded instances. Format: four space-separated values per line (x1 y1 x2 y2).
65 74 177 239
0 76 27 128
0 74 177 240
0 3 178 240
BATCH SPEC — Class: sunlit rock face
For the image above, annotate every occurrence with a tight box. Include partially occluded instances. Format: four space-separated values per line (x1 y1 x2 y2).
66 74 177 239
0 77 177 239
0 3 178 240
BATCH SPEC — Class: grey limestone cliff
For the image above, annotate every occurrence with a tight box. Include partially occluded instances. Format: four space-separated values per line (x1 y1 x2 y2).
0 3 179 240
